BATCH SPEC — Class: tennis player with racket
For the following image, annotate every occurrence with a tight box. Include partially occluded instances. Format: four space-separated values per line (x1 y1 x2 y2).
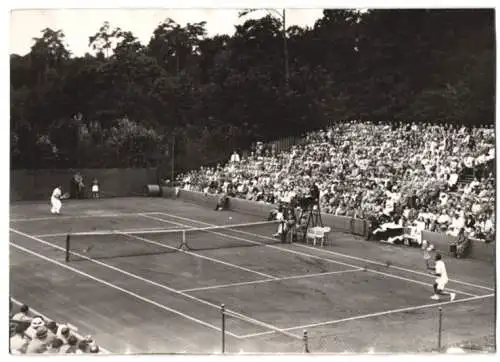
50 185 69 214
421 240 435 270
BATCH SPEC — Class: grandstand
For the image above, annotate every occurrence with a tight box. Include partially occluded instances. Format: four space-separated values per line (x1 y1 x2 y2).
178 121 495 245
9 299 103 354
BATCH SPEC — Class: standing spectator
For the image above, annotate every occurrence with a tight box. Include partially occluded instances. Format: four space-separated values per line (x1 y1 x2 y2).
91 178 100 199
72 172 85 199
230 150 240 163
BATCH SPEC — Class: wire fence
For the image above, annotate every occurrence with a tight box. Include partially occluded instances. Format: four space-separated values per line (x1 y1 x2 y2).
218 303 493 354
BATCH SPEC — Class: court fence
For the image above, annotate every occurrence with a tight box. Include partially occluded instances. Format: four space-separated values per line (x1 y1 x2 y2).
158 188 494 264
10 168 158 201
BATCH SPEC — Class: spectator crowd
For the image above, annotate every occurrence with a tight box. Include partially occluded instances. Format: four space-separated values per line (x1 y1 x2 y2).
177 121 495 242
10 301 101 354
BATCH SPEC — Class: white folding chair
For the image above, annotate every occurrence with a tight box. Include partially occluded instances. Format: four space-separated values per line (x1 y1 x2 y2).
306 227 317 245
320 226 331 245
313 227 326 247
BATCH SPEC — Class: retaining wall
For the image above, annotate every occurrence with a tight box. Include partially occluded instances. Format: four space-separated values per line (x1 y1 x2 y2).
165 188 495 263
11 168 158 201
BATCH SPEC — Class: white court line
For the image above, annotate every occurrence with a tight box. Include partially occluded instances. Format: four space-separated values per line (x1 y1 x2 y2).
10 297 111 354
151 211 495 292
142 213 479 298
181 268 362 293
35 227 183 238
11 228 300 341
10 241 241 339
240 293 496 339
294 243 495 292
10 212 145 222
118 231 279 280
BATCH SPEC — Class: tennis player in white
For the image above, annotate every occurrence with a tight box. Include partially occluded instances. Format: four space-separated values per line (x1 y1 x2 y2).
50 186 63 214
430 253 455 301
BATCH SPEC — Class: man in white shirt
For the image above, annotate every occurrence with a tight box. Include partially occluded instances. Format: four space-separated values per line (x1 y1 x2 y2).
230 151 240 163
50 186 63 214
430 253 455 301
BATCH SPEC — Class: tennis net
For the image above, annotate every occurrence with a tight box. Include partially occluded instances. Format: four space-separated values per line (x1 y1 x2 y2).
65 220 285 262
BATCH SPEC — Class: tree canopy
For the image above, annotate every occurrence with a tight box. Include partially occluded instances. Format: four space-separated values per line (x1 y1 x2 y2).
10 9 495 173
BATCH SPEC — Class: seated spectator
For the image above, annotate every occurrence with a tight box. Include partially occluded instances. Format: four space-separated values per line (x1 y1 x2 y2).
447 212 465 237
25 326 50 354
10 322 29 354
61 335 79 354
45 338 64 354
12 304 32 323
24 317 45 340
178 121 495 242
56 324 72 344
9 301 102 354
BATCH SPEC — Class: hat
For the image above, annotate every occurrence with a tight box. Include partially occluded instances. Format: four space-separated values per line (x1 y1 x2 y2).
36 326 48 339
60 325 70 336
31 317 45 329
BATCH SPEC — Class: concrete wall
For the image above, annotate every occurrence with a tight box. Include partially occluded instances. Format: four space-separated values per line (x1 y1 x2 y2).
166 188 494 264
11 168 158 201
421 231 495 264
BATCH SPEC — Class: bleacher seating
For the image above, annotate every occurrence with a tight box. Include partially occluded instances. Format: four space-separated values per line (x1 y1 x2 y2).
177 121 495 243
9 300 102 354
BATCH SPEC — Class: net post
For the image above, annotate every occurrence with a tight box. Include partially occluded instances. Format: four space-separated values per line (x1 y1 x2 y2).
221 304 226 354
181 230 186 250
303 330 309 353
437 307 443 352
65 234 70 262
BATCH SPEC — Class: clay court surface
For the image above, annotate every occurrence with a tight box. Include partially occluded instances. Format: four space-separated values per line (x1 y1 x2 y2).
9 197 495 354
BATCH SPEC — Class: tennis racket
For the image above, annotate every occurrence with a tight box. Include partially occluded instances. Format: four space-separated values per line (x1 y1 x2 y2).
61 192 70 200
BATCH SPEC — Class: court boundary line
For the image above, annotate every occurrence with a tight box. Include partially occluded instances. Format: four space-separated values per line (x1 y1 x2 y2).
239 293 495 338
10 228 301 341
118 231 279 280
151 211 494 292
141 214 480 298
10 241 242 340
11 212 146 222
180 268 363 293
35 227 178 238
150 211 494 292
10 297 111 354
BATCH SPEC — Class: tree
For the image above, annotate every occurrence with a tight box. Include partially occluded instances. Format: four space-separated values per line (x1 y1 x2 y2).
9 9 495 170
88 21 123 57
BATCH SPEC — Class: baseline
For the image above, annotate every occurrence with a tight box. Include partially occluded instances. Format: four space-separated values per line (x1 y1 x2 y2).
10 212 145 222
141 213 479 298
240 293 495 338
10 242 241 339
10 228 301 341
152 211 494 292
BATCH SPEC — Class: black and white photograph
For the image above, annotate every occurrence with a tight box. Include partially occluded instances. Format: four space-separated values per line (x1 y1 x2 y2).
7 3 496 356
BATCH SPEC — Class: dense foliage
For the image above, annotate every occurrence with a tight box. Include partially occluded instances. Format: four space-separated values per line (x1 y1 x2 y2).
10 9 495 174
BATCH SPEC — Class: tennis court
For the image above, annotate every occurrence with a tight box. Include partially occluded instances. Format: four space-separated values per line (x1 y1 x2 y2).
9 197 496 353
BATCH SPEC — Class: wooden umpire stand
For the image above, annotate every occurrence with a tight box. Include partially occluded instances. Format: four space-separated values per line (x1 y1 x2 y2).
297 201 323 243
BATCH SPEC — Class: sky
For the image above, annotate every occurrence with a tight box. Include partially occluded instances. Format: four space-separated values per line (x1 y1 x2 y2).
10 8 325 56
